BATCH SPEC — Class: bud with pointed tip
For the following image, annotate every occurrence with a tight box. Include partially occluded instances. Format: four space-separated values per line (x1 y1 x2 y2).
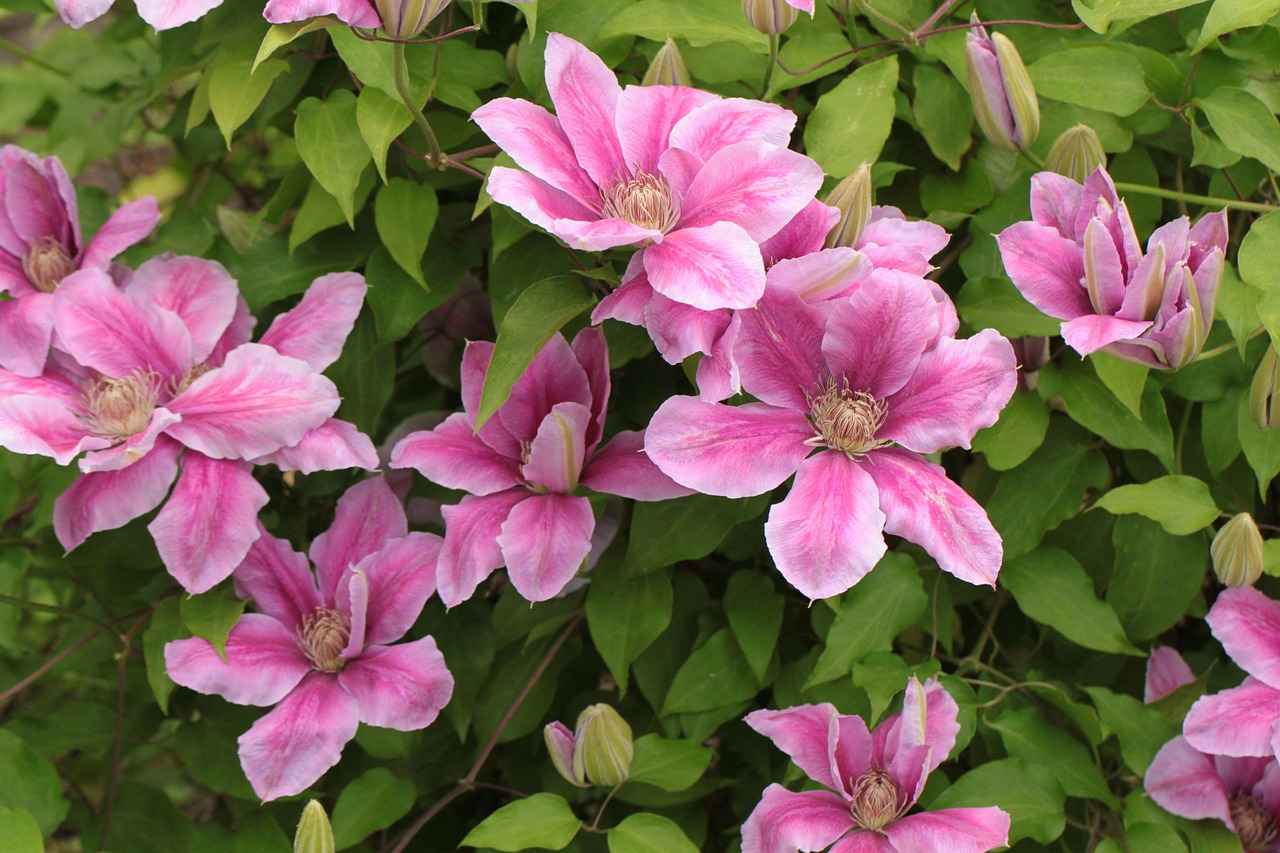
1212 513 1265 588
1252 345 1280 429
964 15 1039 151
375 0 449 39
823 163 873 250
294 801 335 853
743 0 798 34
1045 124 1106 184
643 38 692 87
545 704 634 787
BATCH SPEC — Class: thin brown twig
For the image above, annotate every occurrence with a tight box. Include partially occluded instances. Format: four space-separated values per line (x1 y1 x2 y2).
0 630 99 706
96 609 154 852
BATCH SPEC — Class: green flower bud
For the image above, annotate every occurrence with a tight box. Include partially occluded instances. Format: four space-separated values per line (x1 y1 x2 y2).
964 15 1039 151
572 704 633 787
643 38 692 87
1045 124 1106 184
1212 513 1265 588
743 0 798 35
375 0 449 40
1252 344 1280 429
294 801 335 853
823 162 873 250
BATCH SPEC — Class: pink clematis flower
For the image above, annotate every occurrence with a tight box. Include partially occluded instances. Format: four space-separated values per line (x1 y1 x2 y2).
389 327 692 606
0 145 159 377
165 478 453 801
1184 588 1280 765
472 33 824 314
0 255 375 593
997 168 1227 369
742 678 1011 853
645 274 1016 600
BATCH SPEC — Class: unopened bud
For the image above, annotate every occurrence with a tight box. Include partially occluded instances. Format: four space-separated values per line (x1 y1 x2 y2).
743 0 798 34
964 15 1039 151
823 163 873 250
1212 513 1264 588
1252 345 1280 429
375 0 449 39
573 704 633 787
294 801 335 853
643 38 692 87
1045 124 1106 184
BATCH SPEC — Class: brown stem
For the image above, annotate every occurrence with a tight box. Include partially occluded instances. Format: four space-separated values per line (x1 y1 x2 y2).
0 630 99 706
97 609 153 851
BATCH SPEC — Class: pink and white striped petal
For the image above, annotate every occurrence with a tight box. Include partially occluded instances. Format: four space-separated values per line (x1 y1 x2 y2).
1184 678 1280 758
1207 587 1280 689
680 143 825 243
349 532 442 646
740 785 853 853
884 808 1012 853
544 33 626 189
338 636 454 730
668 98 798 164
642 222 767 311
389 412 521 496
309 477 409 605
81 197 159 270
486 168 600 236
1145 647 1196 704
996 222 1091 320
54 437 180 551
498 333 591 447
253 417 378 474
258 273 367 372
498 493 595 602
744 703 843 791
615 85 720 173
262 0 380 25
1060 314 1153 357
0 393 107 465
521 402 590 493
233 524 321 632
437 490 527 608
0 293 54 377
735 288 826 410
580 430 695 501
472 98 599 203
124 255 238 365
164 614 311 707
1144 736 1234 826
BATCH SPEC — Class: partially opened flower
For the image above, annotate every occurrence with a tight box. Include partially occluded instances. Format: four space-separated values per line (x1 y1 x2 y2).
998 168 1227 369
165 478 453 801
473 33 823 314
646 275 1015 600
390 328 691 606
743 678 1010 853
0 145 159 376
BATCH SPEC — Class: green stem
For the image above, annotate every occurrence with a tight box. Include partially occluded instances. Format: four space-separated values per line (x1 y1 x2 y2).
854 0 915 40
1018 148 1046 170
1196 326 1265 362
761 34 779 97
392 41 445 170
1173 401 1193 475
0 36 71 77
0 592 120 643
1113 181 1278 214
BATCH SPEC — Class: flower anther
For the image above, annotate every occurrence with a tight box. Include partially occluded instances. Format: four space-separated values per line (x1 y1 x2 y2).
299 607 352 673
850 767 904 832
1230 791 1278 851
805 376 890 458
600 172 681 234
22 236 76 293
79 370 161 440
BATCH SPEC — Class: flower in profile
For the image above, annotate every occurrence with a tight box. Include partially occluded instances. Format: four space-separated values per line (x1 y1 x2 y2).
545 703 634 787
646 275 1015 600
998 168 1227 369
166 478 453 801
964 15 1039 152
743 678 1010 853
0 145 159 377
389 328 691 606
473 33 823 314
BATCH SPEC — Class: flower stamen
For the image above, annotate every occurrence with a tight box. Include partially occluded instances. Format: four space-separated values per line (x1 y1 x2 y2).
1230 791 1278 851
600 172 681 234
79 370 161 441
805 376 890 458
22 236 76 293
299 607 352 673
850 767 904 832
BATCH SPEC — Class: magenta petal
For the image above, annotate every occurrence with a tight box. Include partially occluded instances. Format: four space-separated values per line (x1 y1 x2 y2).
546 721 585 786
741 785 853 853
642 223 766 311
125 255 238 366
485 168 600 235
263 0 379 25
1144 736 1233 825
164 614 310 706
996 221 1091 320
580 430 695 500
864 448 1001 587
499 333 591 446
744 703 843 790
135 0 226 28
571 327 609 450
253 417 379 473
437 490 527 608
764 248 869 302
149 454 268 594
765 452 887 600
497 493 594 602
166 343 339 460
389 412 520 496
1060 314 1153 357
0 294 55 377
233 525 321 631
0 392 104 465
54 0 115 27
885 808 1011 853
258 273 367 372
544 33 626 188
644 294 730 364
735 288 828 410
680 142 825 243
1184 679 1280 758
828 832 896 853
54 438 180 551
822 272 940 399
472 98 599 203
353 532 442 646
616 84 720 172
338 636 454 730
521 402 590 493
645 397 812 498
668 98 798 163
238 673 361 801
761 199 838 263
555 218 663 252
310 477 408 605
1205 587 1280 688
1145 647 1196 704
591 274 652 327
461 341 521 459
81 197 159 270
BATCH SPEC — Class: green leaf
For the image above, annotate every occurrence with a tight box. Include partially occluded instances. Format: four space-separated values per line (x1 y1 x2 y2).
972 390 1050 471
624 493 770 574
912 64 972 171
375 179 437 287
475 275 595 430
1001 546 1142 656
954 276 1062 338
1072 0 1210 33
328 27 401 99
1199 87 1280 173
1108 515 1208 642
295 91 372 226
0 808 42 853
1238 211 1280 293
807 553 927 686
1086 686 1177 775
661 628 758 715
1195 0 1280 52
587 566 672 694
1215 263 1258 358
724 571 783 684
1093 475 1220 535
608 814 698 853
0 731 68 836
804 56 899 179
357 87 412 184
180 588 246 661
330 768 416 851
142 596 185 713
253 17 340 71
1098 823 1188 853
988 707 1120 807
328 311 395 435
597 0 767 48
1091 352 1148 419
624 734 712 792
930 758 1066 844
1238 390 1280 496
459 793 581 851
365 247 437 344
1029 47 1149 116
209 60 287 147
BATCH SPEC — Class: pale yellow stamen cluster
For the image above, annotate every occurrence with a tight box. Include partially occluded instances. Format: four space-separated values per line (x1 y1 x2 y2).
79 370 161 440
850 767 904 832
600 172 681 234
22 236 76 293
299 607 352 673
805 376 890 458
1229 791 1278 851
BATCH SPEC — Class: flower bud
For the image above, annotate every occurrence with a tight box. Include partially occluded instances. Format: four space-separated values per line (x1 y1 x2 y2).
1045 124 1106 184
294 801 335 853
823 163 873 250
1212 513 1265 588
544 721 589 787
375 0 450 40
642 38 692 87
964 15 1039 151
573 704 633 787
743 0 798 34
1252 345 1280 430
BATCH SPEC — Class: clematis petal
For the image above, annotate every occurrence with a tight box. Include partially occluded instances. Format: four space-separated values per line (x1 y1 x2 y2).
544 33 626 188
437 490 527 608
252 417 379 474
996 221 1091 320
1029 171 1084 239
349 532 442 646
580 430 695 501
0 392 106 465
54 0 116 27
499 333 591 446
1206 586 1280 689
461 341 522 459
309 477 408 605
741 785 854 853
1143 736 1233 825
521 402 590 493
164 614 310 707
645 396 812 498
54 437 180 551
258 273 367 372
696 312 743 402
760 199 839 263
680 142 825 243
149 454 268 594
124 255 238 365
641 222 766 311
338 636 454 730
863 448 1002 587
735 287 827 410
884 808 1012 853
389 412 520 496
135 0 229 28
644 294 731 364
233 524 321 631
485 168 601 237
1145 647 1196 704
591 274 652 327
764 452 887 601
1184 678 1280 758
668 98 798 163
238 673 361 801
80 197 159 270
616 84 721 172
497 493 595 602
764 248 868 303
1060 314 1153 357
827 832 896 853
0 293 55 377
77 406 181 474
262 0 380 25
744 703 843 790
472 98 599 202
571 327 610 451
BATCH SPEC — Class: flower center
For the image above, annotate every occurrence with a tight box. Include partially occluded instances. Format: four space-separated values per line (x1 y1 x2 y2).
850 768 903 832
79 371 160 440
299 607 351 673
600 172 681 234
22 236 76 293
1230 792 1278 851
805 376 890 458
170 362 213 397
